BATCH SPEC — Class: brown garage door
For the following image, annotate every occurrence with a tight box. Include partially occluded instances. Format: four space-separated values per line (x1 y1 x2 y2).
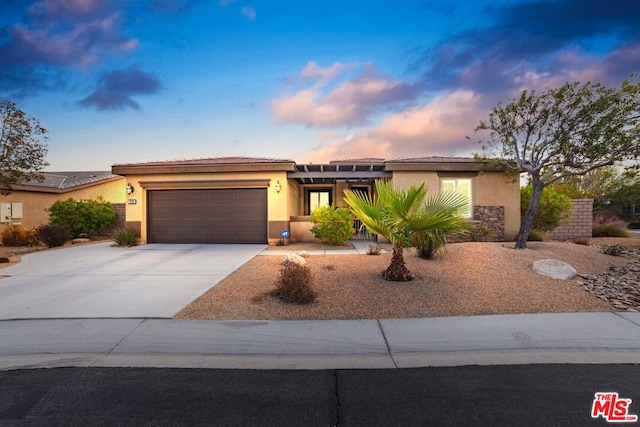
148 188 267 243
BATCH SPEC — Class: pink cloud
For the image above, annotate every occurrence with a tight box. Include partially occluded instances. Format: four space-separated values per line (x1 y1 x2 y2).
272 63 419 127
302 90 486 162
300 61 346 81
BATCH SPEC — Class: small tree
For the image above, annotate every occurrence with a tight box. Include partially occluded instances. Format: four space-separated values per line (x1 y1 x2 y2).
0 100 49 194
476 77 640 248
48 197 116 237
520 184 572 232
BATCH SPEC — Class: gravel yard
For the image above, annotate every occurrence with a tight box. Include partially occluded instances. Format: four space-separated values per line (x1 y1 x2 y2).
176 237 640 320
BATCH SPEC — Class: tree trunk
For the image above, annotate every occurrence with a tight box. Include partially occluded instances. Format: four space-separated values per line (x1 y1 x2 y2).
382 247 414 281
516 180 545 249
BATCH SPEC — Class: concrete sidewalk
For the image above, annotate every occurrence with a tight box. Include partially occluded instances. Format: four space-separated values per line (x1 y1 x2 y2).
1 312 639 371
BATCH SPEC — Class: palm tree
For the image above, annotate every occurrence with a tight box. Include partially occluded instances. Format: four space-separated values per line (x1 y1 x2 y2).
344 180 469 281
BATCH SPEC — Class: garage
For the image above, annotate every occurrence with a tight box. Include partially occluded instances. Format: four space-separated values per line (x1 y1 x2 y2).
147 188 267 243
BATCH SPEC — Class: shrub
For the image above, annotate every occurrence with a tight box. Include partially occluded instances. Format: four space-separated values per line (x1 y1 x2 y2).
366 243 381 255
275 237 289 246
592 224 631 237
272 263 316 304
36 224 72 248
112 228 139 247
627 221 640 229
572 237 591 246
600 244 624 256
467 222 495 242
310 206 354 246
521 184 572 231
413 230 446 259
527 229 547 241
593 214 627 227
48 197 116 237
1 225 40 247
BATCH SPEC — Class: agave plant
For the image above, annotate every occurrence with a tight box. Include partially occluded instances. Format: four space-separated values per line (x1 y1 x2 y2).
344 180 469 281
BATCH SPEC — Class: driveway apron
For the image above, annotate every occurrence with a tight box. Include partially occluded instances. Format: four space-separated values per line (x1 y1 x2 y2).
0 243 266 319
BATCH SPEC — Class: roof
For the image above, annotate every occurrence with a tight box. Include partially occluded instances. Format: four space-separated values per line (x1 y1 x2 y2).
112 157 294 167
329 158 386 164
112 156 297 175
8 171 123 193
384 156 476 163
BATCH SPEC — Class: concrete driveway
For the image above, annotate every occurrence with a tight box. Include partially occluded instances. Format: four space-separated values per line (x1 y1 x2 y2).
0 243 266 319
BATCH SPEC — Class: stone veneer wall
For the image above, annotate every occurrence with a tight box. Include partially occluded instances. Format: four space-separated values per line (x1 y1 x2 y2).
547 199 593 240
473 206 505 241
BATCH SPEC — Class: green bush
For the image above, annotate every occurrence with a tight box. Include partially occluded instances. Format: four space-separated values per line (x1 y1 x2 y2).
48 197 116 237
36 224 72 248
310 206 354 245
592 224 632 237
628 221 640 229
112 228 139 247
272 263 316 304
521 185 573 231
0 225 40 246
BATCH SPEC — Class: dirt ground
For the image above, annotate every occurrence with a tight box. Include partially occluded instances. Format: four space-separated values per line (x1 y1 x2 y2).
176 237 640 320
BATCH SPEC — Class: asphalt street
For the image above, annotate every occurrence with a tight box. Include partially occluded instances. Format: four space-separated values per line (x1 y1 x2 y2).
1 364 638 426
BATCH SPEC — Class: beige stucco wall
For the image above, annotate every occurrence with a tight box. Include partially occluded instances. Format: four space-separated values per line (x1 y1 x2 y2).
391 171 520 240
0 178 126 230
122 171 292 243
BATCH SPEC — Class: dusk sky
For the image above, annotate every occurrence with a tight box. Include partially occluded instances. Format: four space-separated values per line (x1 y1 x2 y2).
2 0 639 171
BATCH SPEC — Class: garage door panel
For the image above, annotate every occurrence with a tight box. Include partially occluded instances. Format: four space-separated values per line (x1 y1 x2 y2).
148 188 267 243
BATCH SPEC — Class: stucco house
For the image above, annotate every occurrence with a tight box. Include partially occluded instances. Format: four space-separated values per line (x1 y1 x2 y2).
111 156 520 244
0 172 126 230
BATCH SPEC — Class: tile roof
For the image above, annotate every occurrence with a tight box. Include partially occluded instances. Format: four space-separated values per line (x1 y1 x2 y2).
384 156 476 163
329 158 386 164
18 171 121 190
112 156 294 167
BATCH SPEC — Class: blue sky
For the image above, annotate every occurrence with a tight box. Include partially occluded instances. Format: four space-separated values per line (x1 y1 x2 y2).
1 0 639 171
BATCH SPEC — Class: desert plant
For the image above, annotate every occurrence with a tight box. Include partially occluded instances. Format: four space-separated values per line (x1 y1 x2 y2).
47 197 116 237
275 237 289 246
593 214 627 227
527 229 547 241
366 243 381 255
0 225 40 246
592 224 632 238
467 222 496 242
600 244 624 256
344 181 468 281
521 184 573 232
310 205 354 245
36 224 72 248
112 228 139 247
628 221 640 229
272 263 316 304
572 237 591 246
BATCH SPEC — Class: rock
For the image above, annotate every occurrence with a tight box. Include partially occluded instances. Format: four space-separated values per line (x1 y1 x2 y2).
72 238 91 244
281 253 306 267
532 259 577 280
0 257 10 263
296 251 309 258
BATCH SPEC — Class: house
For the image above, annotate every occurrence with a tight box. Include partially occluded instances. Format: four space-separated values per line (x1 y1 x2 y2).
111 156 520 244
0 172 126 230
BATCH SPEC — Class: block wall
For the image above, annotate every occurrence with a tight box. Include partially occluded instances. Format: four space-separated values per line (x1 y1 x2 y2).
547 199 593 240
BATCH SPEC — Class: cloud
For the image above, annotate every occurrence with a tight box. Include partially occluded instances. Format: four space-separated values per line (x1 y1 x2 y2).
147 0 209 15
0 0 137 97
418 0 640 95
241 6 255 21
78 66 162 110
299 61 346 81
303 90 486 162
272 63 420 127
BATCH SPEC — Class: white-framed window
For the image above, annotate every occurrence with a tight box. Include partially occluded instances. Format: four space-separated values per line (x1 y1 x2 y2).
308 189 331 214
440 178 472 218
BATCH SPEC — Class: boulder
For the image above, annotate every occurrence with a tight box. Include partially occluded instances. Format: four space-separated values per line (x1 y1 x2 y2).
281 253 307 267
72 238 91 244
532 259 577 280
0 257 10 263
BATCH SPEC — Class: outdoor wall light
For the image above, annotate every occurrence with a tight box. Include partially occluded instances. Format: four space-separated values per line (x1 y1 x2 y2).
275 180 281 193
126 183 134 195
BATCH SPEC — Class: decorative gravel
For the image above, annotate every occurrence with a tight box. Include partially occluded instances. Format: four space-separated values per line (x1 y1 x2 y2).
176 238 640 320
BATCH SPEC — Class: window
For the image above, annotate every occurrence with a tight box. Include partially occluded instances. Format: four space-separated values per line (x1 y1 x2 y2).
307 189 332 214
440 178 472 218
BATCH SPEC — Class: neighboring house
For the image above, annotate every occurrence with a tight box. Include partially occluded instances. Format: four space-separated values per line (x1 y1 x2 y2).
0 172 126 230
112 156 520 244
